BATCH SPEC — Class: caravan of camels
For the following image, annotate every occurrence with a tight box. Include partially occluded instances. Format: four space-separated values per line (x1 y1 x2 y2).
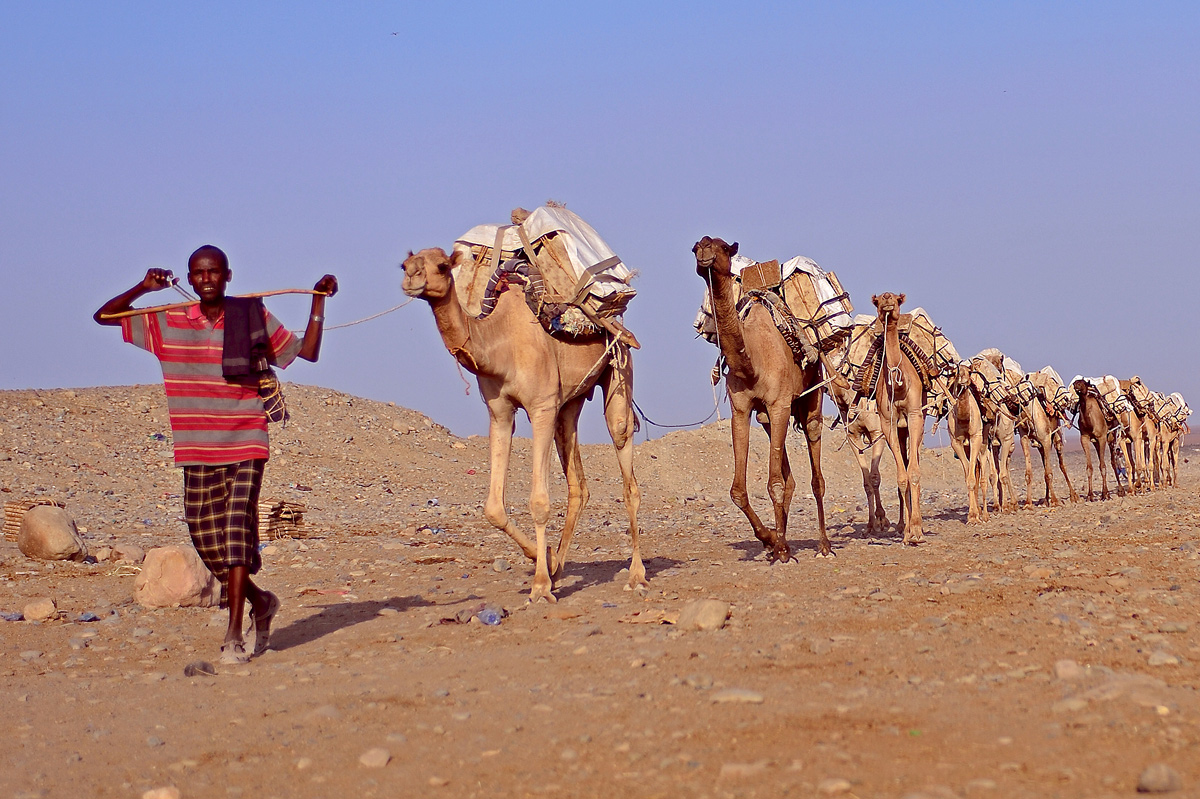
404 205 1192 601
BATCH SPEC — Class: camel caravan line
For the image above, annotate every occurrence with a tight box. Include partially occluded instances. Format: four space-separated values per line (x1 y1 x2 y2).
402 205 1192 602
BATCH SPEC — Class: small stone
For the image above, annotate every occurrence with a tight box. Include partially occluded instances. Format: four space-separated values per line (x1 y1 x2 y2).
1137 763 1182 793
93 546 113 562
296 758 313 770
23 598 58 622
68 637 88 650
1159 622 1190 633
1148 652 1180 667
359 748 391 768
492 558 511 572
1054 659 1085 681
677 599 730 631
965 778 997 792
146 736 165 747
19 650 44 662
711 688 764 704
307 704 341 721
428 776 450 787
183 661 216 678
719 761 768 779
1052 697 1088 713
142 788 181 799
112 543 146 564
810 638 833 655
817 777 853 794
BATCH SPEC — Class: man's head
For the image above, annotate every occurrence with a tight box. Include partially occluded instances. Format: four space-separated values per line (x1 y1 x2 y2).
187 245 231 302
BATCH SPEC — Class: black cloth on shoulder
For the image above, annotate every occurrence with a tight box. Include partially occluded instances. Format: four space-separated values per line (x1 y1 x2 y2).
221 297 273 379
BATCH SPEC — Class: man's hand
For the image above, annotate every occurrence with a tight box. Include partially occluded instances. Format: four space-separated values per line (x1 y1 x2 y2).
314 274 338 296
142 268 175 292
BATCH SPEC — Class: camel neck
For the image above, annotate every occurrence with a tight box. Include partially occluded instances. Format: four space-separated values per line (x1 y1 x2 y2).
427 287 491 376
706 266 755 380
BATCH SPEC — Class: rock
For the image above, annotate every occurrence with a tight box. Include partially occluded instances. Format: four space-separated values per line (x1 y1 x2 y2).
1051 697 1088 713
142 788 181 799
93 546 113 562
1159 621 1190 633
1054 659 1085 681
18 506 87 562
817 777 853 794
19 650 44 662
677 599 730 631
113 543 146 564
134 546 219 608
359 748 391 768
23 598 58 622
492 557 511 572
183 661 216 677
296 757 313 770
1137 763 1182 793
1148 652 1180 667
711 688 764 704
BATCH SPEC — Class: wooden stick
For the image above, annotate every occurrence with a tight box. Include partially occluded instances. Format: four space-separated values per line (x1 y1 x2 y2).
99 289 329 320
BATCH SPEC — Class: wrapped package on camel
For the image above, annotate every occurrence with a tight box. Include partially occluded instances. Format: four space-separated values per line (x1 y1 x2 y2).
693 252 853 353
1073 375 1134 418
976 348 1038 407
848 307 961 397
1028 366 1073 418
452 204 639 347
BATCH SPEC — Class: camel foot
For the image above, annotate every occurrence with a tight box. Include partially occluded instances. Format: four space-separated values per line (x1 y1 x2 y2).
815 547 835 559
528 578 556 604
902 527 925 545
769 543 793 564
627 560 649 590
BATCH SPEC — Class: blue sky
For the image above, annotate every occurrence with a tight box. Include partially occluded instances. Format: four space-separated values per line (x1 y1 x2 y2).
2 2 1196 442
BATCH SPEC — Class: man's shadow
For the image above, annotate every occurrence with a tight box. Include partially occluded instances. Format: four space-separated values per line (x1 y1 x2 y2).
270 594 437 651
544 556 681 601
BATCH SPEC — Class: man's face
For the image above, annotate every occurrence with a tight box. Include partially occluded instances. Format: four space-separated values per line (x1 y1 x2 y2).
188 254 230 302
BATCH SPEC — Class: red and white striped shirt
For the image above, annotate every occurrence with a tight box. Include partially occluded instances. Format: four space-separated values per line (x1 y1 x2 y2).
122 304 301 466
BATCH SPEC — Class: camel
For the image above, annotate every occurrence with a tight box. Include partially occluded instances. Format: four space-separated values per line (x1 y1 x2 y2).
1122 377 1157 493
693 236 829 560
944 361 990 523
1072 378 1112 501
401 247 645 602
870 292 927 544
1158 392 1191 487
1023 368 1079 505
826 336 888 533
969 352 1017 514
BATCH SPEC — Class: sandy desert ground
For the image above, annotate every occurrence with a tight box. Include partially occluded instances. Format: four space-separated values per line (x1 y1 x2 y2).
2 383 1198 799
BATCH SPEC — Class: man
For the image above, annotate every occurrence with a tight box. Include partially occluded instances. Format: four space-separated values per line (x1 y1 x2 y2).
95 245 337 664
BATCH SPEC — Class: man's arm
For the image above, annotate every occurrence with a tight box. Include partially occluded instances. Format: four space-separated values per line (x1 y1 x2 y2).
297 274 338 362
93 269 174 326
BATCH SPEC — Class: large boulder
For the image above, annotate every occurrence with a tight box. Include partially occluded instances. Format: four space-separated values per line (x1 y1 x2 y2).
134 546 220 608
18 506 87 562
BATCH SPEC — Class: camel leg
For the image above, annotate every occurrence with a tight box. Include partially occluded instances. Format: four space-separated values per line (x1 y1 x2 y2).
601 363 646 590
1053 429 1078 503
950 432 980 524
729 403 773 550
1081 434 1095 501
868 434 889 532
903 409 925 544
526 407 557 603
483 397 538 560
1020 436 1035 510
998 433 1017 513
761 402 794 563
882 417 911 543
797 390 830 557
1039 437 1059 507
1094 438 1110 501
550 396 588 584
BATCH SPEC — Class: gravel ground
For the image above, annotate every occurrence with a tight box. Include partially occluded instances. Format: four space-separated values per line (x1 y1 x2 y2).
2 384 1198 799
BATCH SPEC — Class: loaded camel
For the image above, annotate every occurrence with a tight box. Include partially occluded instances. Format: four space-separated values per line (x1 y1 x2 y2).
401 247 645 602
1022 368 1079 505
693 236 829 560
870 292 927 545
974 350 1019 513
943 360 990 524
826 341 889 534
1072 378 1113 501
1121 377 1157 493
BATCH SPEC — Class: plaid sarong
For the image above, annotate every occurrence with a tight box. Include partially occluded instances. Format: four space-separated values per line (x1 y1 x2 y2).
183 459 265 605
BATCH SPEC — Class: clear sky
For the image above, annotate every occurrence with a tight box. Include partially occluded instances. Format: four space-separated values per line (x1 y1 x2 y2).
2 2 1196 442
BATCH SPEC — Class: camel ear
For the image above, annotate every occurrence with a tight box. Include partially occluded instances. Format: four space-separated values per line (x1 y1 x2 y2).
871 294 879 307
449 248 466 269
729 242 739 256
692 241 700 254
897 293 906 306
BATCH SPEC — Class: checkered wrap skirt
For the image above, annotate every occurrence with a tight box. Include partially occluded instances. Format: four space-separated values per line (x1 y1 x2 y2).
182 459 265 603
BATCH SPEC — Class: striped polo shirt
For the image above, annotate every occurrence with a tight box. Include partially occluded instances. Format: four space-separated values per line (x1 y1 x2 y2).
122 304 301 466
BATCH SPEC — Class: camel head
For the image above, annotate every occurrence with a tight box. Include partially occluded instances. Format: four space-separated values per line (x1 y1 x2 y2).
871 292 906 320
693 236 738 277
402 247 462 301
